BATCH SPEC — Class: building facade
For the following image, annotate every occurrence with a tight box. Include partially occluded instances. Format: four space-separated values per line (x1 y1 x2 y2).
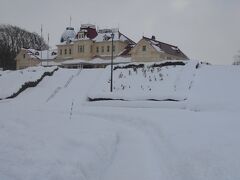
131 36 188 62
16 24 189 69
15 48 58 69
56 24 136 67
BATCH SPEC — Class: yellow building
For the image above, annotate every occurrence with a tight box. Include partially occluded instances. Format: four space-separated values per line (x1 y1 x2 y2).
15 48 58 69
15 24 189 69
56 24 136 68
131 36 189 62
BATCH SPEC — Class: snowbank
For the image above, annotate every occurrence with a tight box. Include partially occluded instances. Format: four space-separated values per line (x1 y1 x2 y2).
88 60 198 101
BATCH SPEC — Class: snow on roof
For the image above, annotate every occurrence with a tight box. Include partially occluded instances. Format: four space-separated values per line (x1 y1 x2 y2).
25 49 57 60
93 31 119 42
81 24 96 29
61 57 131 65
152 44 164 53
41 61 61 66
143 36 188 59
93 29 135 45
57 40 75 45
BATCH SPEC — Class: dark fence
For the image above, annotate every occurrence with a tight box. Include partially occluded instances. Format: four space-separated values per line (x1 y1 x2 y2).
113 61 186 70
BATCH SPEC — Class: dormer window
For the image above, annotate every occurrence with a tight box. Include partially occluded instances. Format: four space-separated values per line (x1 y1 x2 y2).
103 34 110 41
78 33 85 39
35 51 39 55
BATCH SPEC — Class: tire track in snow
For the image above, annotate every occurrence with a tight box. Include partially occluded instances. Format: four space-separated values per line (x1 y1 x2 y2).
79 110 198 180
78 111 164 179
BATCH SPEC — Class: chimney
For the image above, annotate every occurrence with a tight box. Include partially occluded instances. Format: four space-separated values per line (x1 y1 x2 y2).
151 35 156 40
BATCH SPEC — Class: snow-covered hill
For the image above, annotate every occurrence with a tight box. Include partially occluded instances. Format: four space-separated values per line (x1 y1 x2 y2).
88 60 198 101
0 62 240 180
0 66 57 99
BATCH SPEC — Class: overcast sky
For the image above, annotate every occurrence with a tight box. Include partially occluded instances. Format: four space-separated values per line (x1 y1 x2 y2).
0 0 239 64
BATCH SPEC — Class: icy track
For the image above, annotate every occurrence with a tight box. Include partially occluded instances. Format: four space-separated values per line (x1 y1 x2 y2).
0 65 240 180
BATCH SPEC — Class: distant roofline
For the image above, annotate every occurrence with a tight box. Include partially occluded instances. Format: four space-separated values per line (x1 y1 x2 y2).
120 31 136 45
142 36 189 59
143 36 178 48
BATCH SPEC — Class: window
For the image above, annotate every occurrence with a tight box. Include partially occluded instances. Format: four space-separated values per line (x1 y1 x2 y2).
60 49 62 55
101 46 104 53
78 45 80 53
142 45 146 51
96 47 99 53
107 46 110 52
65 49 67 55
82 45 84 52
80 46 83 53
78 33 84 39
23 54 25 58
69 49 71 54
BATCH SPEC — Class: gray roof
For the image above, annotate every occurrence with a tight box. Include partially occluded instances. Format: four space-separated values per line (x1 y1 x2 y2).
143 36 189 59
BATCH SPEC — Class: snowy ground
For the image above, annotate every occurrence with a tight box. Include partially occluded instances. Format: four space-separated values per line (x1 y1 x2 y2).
0 63 240 180
88 60 198 101
0 66 57 99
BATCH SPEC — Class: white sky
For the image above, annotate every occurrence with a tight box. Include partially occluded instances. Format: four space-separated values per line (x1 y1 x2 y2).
0 0 240 64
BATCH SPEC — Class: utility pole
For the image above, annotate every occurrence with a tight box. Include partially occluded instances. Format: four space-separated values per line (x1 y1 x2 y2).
40 24 43 66
110 32 114 92
47 33 49 66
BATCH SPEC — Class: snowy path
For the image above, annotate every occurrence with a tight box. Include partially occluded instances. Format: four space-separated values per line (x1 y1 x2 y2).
79 107 240 180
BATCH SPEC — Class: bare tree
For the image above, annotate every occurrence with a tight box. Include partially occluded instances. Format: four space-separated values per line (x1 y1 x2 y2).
0 24 48 70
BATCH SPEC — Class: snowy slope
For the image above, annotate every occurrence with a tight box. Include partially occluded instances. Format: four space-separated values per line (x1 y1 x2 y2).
88 60 198 101
0 64 240 180
187 64 240 111
0 66 57 99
